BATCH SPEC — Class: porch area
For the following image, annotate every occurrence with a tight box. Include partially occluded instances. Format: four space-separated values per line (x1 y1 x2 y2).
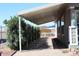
14 37 71 56
18 3 69 51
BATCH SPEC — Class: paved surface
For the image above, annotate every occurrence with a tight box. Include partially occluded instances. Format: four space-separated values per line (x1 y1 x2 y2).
14 37 72 56
14 48 72 56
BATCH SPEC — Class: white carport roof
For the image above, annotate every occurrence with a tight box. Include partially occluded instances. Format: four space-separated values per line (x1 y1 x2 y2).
18 3 68 51
18 3 67 25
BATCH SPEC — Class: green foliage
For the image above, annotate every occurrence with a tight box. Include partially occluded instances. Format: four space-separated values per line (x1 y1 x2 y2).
4 16 40 50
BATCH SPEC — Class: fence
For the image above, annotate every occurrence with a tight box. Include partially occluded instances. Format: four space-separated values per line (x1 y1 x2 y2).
0 26 7 40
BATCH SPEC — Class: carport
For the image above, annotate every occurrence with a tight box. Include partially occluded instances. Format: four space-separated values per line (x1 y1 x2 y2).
18 3 79 51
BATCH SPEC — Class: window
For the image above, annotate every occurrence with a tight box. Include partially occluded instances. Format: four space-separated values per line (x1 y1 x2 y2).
71 10 77 26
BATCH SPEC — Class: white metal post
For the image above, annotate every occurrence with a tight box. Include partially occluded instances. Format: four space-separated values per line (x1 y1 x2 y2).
19 17 21 51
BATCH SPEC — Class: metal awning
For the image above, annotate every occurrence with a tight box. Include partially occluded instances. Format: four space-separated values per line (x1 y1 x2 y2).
18 3 67 24
18 3 68 51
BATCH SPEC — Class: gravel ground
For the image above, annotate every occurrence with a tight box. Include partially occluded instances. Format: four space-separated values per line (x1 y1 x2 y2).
0 43 16 56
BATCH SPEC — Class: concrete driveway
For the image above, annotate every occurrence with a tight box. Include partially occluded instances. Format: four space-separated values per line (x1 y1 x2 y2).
13 48 72 56
13 37 72 56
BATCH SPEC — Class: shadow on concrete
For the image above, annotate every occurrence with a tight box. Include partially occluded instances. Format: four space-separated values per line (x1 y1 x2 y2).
52 38 68 49
0 39 6 44
23 38 50 50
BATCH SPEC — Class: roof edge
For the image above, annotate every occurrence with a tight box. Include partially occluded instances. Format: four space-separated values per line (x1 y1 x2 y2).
17 3 63 16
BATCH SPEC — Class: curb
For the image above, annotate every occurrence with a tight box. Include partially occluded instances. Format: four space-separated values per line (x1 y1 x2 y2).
11 51 17 56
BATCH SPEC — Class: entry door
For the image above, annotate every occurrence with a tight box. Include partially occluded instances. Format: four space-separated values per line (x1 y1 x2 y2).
77 23 79 45
74 10 79 45
69 10 79 48
76 10 79 45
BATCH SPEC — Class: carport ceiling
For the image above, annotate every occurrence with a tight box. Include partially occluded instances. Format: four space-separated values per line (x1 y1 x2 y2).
18 3 67 25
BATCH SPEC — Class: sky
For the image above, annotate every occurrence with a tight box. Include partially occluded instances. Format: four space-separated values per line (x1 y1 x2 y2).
0 3 55 27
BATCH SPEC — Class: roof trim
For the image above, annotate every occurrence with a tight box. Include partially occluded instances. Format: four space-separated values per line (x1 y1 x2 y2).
17 3 63 16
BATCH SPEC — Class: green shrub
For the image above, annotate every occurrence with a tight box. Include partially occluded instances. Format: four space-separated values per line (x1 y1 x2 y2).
4 16 40 50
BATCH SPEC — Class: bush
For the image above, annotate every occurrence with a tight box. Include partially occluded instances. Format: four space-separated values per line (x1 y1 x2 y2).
4 16 40 50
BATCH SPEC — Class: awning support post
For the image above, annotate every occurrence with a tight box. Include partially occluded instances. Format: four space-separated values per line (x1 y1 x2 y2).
19 16 22 51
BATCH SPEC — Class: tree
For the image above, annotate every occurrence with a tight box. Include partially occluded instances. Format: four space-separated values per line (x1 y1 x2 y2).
4 16 27 50
4 16 40 50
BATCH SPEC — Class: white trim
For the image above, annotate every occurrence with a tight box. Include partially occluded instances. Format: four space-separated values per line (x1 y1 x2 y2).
19 17 22 51
69 26 78 48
